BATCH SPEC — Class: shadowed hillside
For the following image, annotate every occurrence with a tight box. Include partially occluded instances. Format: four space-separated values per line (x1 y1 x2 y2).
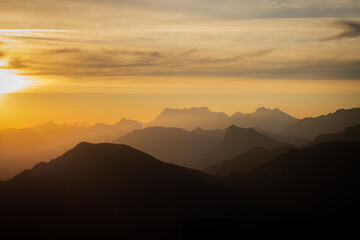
1 142 360 237
114 126 224 168
0 142 251 238
241 142 360 214
204 145 293 176
199 125 286 168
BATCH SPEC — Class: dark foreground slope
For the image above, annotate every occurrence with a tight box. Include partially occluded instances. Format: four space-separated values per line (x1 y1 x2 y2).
241 142 360 217
1 142 360 238
204 145 293 175
305 124 360 147
0 143 249 238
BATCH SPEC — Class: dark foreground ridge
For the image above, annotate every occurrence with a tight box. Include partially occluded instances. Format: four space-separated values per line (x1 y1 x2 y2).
0 142 251 238
1 142 360 238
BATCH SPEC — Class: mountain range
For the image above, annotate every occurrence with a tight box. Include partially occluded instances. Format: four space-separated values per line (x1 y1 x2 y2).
285 107 360 140
114 126 224 168
305 124 360 147
1 141 359 238
198 125 287 168
1 106 360 180
150 106 299 133
0 118 141 180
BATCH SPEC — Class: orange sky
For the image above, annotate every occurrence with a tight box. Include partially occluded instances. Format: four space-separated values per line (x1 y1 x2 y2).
0 1 359 129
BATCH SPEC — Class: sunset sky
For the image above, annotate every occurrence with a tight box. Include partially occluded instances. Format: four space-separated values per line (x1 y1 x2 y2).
0 0 359 129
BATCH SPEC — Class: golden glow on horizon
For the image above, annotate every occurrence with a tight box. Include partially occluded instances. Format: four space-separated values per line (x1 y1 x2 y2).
0 60 34 95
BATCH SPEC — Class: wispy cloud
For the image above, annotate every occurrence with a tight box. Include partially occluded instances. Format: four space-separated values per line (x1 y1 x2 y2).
323 20 360 41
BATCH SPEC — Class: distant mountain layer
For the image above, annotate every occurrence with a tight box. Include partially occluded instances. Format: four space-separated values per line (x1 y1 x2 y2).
0 118 141 180
285 107 360 140
204 145 293 176
198 125 286 168
305 124 360 147
150 107 230 130
150 106 299 133
114 126 224 168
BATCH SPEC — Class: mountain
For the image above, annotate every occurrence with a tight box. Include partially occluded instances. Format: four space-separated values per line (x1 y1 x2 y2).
114 126 224 168
285 107 360 140
0 142 249 238
150 106 299 133
0 118 141 180
231 107 299 133
149 107 230 131
242 142 360 215
1 142 359 237
305 124 360 147
198 125 287 168
204 145 293 176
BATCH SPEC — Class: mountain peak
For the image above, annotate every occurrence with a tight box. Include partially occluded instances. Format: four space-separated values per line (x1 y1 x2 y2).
255 107 281 113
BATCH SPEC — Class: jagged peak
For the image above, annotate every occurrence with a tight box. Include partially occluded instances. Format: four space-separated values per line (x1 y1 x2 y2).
255 106 281 112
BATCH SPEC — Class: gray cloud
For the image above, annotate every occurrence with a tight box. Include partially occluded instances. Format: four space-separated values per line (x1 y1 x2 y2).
1 1 360 29
12 46 360 81
323 20 360 40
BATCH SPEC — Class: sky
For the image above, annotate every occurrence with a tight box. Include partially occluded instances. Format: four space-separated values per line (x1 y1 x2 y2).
0 0 359 128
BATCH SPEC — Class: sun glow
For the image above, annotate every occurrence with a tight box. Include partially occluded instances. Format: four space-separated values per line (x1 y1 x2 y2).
0 61 33 95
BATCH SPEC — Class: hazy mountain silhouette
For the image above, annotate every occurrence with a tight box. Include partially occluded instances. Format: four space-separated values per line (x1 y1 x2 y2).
0 118 141 180
240 142 360 218
0 142 250 238
114 126 224 168
231 107 299 133
285 107 360 140
150 106 298 133
198 125 287 168
305 124 360 147
204 145 293 176
150 107 230 131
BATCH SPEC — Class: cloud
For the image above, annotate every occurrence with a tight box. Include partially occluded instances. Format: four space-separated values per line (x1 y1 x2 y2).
323 20 360 40
52 48 82 54
8 58 28 69
1 1 360 29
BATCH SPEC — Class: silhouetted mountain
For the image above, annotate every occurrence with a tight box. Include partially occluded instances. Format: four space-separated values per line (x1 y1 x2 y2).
1 142 359 237
149 107 230 130
231 107 299 133
0 118 141 180
0 142 249 238
114 126 224 168
198 125 286 168
285 107 360 140
305 125 360 147
241 142 360 216
150 106 298 133
204 145 293 176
